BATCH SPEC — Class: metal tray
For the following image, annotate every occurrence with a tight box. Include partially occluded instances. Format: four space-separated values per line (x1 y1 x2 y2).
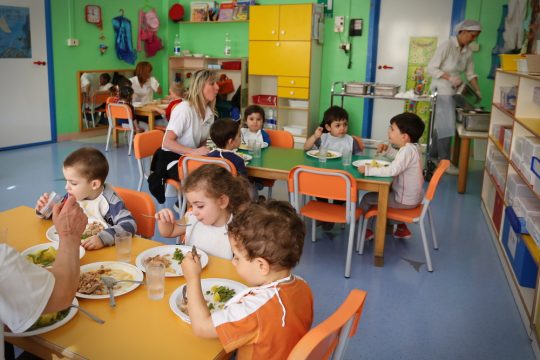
372 83 400 96
344 82 371 95
456 108 490 131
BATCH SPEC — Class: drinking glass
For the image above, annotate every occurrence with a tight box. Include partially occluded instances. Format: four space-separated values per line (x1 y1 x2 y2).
38 191 65 219
318 146 328 163
114 232 132 263
247 139 256 154
342 150 352 166
146 262 166 300
253 141 262 158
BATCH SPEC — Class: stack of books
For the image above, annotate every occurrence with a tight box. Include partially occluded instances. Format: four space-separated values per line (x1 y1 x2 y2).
217 0 255 22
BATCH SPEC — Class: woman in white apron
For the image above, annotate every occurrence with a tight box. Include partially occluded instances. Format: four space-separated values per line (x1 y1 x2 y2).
427 19 482 174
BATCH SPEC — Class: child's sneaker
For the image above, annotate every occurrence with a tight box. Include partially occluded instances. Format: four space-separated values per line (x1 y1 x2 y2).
393 224 412 239
365 229 374 241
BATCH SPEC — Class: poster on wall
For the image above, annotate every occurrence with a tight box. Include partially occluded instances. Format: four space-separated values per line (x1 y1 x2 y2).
0 5 31 58
404 37 437 144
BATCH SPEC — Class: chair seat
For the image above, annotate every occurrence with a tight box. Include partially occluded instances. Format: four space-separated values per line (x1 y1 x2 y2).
301 200 362 223
165 178 181 190
114 125 133 131
365 205 423 223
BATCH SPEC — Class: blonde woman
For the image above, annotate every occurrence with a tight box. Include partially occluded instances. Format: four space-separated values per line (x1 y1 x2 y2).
160 69 219 180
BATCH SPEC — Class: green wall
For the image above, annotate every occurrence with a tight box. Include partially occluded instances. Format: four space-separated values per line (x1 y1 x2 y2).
51 0 501 137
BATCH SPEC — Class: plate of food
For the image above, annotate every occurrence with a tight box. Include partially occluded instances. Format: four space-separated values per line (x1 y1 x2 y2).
135 245 209 277
77 261 144 299
306 149 342 159
22 242 85 268
238 142 268 151
4 298 79 338
47 221 105 242
169 278 247 324
352 159 391 168
234 152 253 162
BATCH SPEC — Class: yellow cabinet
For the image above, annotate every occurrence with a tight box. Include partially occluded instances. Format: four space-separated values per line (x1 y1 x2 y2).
249 4 311 41
278 87 309 99
278 76 310 88
249 41 310 76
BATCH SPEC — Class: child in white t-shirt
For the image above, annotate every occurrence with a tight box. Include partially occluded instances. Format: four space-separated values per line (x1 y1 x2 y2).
156 164 251 259
357 112 425 240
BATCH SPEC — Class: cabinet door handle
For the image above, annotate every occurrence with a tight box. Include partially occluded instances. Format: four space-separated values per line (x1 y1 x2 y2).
290 80 295 84
281 30 286 35
276 42 280 47
271 30 276 35
290 91 294 95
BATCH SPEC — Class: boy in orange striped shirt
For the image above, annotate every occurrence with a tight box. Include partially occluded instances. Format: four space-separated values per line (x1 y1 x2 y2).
181 200 313 359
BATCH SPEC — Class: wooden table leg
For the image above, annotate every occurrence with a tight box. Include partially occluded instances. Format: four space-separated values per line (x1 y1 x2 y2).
457 137 471 193
148 112 155 130
374 184 389 267
452 134 460 165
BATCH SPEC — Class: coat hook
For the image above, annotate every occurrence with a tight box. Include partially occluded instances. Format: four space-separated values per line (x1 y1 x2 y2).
119 8 124 16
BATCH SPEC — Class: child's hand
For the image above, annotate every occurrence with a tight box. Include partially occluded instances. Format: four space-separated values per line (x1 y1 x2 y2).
314 127 324 139
376 143 389 154
35 192 49 213
156 208 176 224
81 235 105 250
181 251 202 280
357 165 366 174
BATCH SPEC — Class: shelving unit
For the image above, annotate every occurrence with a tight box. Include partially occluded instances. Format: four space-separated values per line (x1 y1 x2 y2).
481 69 540 353
247 3 324 146
168 56 248 109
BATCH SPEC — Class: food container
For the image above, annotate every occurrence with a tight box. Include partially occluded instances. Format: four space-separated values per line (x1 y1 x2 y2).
283 125 307 136
288 100 309 108
454 83 480 110
252 95 277 106
526 54 540 75
456 108 490 131
344 82 371 95
221 61 241 70
372 83 400 96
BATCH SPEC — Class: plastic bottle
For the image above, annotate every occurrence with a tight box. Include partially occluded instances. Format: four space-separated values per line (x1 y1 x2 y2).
224 33 231 57
266 109 276 129
174 34 181 56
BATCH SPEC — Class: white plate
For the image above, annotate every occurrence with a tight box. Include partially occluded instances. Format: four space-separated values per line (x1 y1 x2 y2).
306 149 342 159
4 298 79 337
235 152 253 162
76 261 144 299
22 242 85 267
352 159 391 168
46 225 60 242
238 142 268 150
132 101 144 107
169 278 247 324
157 103 168 109
135 245 209 277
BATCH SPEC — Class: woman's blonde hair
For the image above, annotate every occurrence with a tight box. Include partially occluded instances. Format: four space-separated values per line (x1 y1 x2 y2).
186 69 218 119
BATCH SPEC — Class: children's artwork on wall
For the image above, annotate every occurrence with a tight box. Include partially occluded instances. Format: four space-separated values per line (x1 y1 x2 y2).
0 5 31 58
404 37 438 144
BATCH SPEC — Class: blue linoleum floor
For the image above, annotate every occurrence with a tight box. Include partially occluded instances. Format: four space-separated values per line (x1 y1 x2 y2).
0 136 536 360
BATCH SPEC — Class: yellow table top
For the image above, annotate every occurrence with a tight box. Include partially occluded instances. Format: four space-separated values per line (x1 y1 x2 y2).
1 206 242 360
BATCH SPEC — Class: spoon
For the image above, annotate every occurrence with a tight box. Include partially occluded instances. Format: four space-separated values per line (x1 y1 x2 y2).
140 214 191 226
70 304 105 324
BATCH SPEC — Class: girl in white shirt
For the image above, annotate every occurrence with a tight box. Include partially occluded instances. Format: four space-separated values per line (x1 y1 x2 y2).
156 164 251 259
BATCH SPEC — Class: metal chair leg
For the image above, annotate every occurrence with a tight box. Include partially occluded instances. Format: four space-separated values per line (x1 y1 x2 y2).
311 219 316 243
419 220 433 272
427 208 438 250
105 126 113 152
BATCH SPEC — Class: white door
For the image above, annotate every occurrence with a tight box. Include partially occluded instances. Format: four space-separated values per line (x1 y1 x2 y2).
370 0 452 140
0 0 52 149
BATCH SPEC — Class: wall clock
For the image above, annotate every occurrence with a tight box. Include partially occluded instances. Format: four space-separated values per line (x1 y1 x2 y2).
85 5 102 28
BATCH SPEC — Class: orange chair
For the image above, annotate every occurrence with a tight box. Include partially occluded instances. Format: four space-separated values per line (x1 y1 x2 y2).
177 155 237 217
134 130 164 191
84 91 110 128
287 289 367 360
106 103 135 155
261 129 295 198
288 165 363 278
357 160 450 272
114 186 156 239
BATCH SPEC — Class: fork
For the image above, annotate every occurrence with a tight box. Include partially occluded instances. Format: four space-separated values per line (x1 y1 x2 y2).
140 214 191 227
70 304 105 324
100 276 145 287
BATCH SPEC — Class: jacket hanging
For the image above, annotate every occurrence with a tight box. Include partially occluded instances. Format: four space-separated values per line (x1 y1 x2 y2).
112 15 137 65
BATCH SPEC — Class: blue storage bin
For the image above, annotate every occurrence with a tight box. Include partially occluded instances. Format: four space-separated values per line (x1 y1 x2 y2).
502 211 538 288
505 206 529 234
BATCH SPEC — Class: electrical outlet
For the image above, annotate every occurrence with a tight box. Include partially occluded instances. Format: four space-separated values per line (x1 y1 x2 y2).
334 16 344 33
67 38 79 47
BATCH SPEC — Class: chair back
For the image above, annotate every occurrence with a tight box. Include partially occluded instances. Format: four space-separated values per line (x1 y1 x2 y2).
425 160 450 201
108 103 134 129
179 155 237 181
266 129 294 148
92 91 111 110
114 186 156 239
287 289 367 360
134 130 164 160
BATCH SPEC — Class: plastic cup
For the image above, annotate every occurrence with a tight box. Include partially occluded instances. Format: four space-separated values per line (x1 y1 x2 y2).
146 262 165 300
253 141 262 158
342 150 352 166
318 146 328 163
114 232 132 263
248 139 256 154
38 191 64 219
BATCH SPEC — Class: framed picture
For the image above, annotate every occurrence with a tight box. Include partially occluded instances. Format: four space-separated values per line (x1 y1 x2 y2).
190 2 209 22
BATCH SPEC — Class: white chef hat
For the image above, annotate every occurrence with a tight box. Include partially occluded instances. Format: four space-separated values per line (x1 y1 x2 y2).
455 19 482 32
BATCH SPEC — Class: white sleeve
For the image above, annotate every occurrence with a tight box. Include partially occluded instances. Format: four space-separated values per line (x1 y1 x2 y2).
150 77 160 92
464 53 478 81
166 102 189 138
365 146 414 177
427 41 450 79
0 244 55 333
